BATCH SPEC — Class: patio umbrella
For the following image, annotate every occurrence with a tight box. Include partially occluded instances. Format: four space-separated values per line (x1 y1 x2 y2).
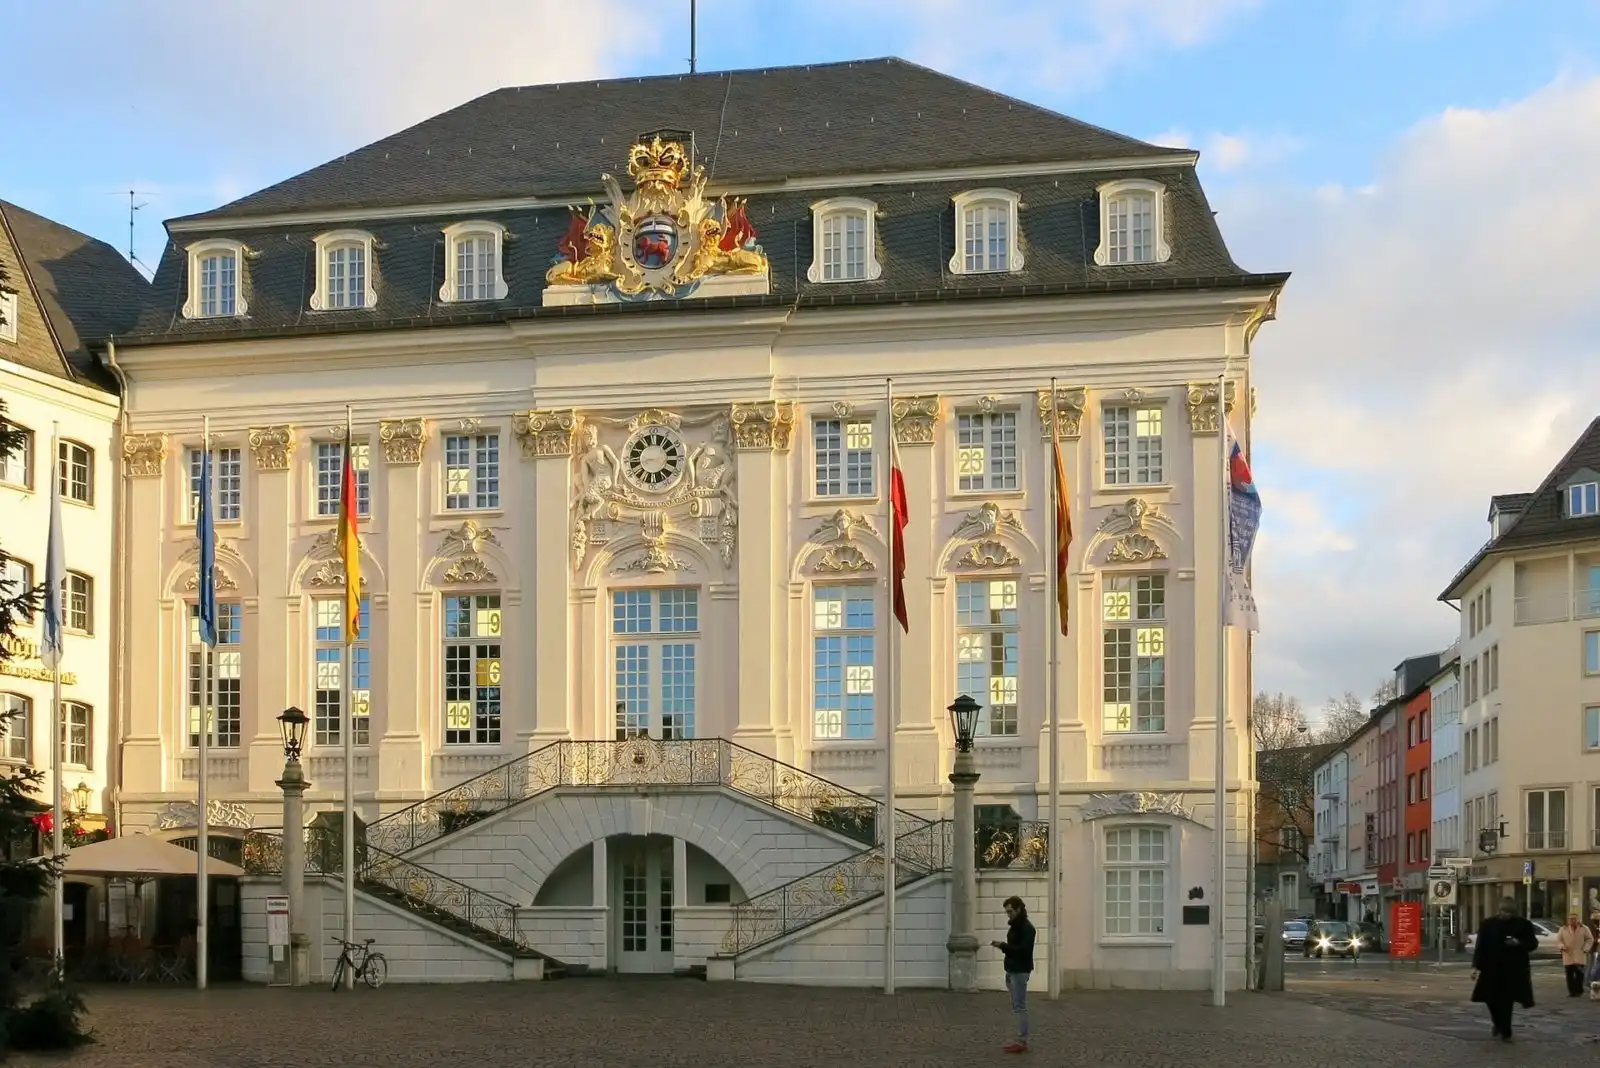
63 834 245 878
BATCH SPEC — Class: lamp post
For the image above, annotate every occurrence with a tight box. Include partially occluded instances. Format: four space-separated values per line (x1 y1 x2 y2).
71 781 90 817
946 694 982 991
276 706 311 986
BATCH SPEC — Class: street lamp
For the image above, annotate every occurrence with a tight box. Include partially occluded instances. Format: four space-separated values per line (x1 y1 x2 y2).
275 706 312 985
945 694 983 991
71 781 91 816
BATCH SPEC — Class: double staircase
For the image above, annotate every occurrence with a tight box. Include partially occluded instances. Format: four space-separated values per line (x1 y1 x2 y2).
244 737 1048 976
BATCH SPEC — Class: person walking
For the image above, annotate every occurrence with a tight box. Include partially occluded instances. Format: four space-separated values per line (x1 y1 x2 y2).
1557 912 1595 997
989 896 1036 1054
1471 897 1538 1041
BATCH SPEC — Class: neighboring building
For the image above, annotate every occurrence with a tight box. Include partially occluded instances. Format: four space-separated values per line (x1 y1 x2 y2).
1402 675 1433 886
1376 704 1401 918
1441 417 1600 931
1344 715 1381 922
107 59 1286 988
1429 645 1463 861
1256 743 1333 917
1310 746 1348 908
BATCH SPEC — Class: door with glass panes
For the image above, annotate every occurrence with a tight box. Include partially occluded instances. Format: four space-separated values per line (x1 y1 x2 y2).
611 588 699 740
614 836 674 973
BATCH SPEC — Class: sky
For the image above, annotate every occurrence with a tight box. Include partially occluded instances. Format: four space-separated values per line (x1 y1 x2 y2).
5 0 1600 717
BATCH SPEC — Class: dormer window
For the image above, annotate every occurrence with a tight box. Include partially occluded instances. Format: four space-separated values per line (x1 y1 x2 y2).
1094 179 1171 266
182 239 247 319
949 189 1023 275
312 230 377 311
1569 481 1599 517
441 221 508 303
807 197 881 283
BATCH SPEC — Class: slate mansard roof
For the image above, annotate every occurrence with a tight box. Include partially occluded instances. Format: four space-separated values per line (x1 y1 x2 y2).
125 57 1286 344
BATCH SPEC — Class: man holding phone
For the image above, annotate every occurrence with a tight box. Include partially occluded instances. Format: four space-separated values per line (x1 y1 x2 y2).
989 896 1036 1053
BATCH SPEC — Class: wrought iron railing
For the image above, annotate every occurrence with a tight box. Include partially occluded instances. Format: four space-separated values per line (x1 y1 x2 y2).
719 819 953 956
242 828 528 951
364 737 931 861
977 820 1050 871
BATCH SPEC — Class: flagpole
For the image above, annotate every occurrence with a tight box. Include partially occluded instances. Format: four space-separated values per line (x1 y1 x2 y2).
883 377 897 996
1212 376 1228 1008
48 423 64 969
198 416 211 990
343 404 356 989
1047 382 1061 1000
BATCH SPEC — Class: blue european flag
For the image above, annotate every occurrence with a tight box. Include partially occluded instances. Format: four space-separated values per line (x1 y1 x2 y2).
197 449 217 647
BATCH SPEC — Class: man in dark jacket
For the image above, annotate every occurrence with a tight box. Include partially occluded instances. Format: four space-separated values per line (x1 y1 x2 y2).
989 896 1036 1053
1471 896 1539 1041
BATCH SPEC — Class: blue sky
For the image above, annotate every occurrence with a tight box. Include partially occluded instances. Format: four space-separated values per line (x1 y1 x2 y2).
6 0 1600 712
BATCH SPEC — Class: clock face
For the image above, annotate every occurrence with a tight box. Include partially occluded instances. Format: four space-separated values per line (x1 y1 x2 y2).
622 426 686 493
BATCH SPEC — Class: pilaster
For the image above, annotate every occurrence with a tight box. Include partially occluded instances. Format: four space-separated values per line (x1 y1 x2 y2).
247 425 296 793
1185 383 1235 781
522 410 577 745
729 401 792 753
378 418 427 796
890 395 940 783
120 433 167 793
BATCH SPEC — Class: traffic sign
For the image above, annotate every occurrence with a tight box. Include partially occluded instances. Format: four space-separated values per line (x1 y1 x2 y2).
1427 865 1455 880
1523 860 1535 877
1443 856 1472 870
1429 877 1458 906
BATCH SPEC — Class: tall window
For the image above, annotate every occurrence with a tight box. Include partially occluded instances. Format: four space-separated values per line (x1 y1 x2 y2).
444 434 500 510
58 441 92 504
198 249 238 317
0 423 32 488
63 572 92 633
956 579 1019 736
188 447 243 522
1585 631 1599 675
0 291 16 343
1102 574 1166 734
821 211 866 281
454 234 496 301
1104 190 1156 264
315 441 371 517
443 593 501 745
1592 786 1600 850
325 244 367 309
812 586 874 741
1104 826 1168 936
1 558 32 621
812 418 874 497
1524 788 1566 850
0 694 28 762
1584 705 1599 752
313 597 371 747
961 201 1009 273
1568 481 1599 517
187 602 242 748
956 411 1018 492
1103 406 1163 485
61 702 90 767
613 588 699 740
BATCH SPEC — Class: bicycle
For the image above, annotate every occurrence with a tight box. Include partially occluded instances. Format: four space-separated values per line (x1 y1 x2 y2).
329 937 388 991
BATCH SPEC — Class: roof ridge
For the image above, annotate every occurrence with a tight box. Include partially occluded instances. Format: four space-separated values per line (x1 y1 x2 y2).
1491 415 1600 543
501 55 905 93
0 202 78 383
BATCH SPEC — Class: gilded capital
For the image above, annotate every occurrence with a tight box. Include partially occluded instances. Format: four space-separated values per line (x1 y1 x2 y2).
891 394 940 446
512 409 578 458
122 433 167 477
1185 381 1238 435
730 401 794 452
247 425 295 471
1036 387 1086 441
379 418 427 464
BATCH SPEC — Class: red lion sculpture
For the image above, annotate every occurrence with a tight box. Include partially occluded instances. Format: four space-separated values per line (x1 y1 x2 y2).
636 234 672 265
556 209 588 263
719 198 757 252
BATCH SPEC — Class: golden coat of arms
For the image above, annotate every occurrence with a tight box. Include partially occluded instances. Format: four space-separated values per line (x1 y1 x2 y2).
546 135 768 298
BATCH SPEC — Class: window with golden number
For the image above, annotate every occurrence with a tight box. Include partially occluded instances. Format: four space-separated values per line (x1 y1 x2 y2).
956 579 1019 736
444 593 501 745
1102 574 1166 734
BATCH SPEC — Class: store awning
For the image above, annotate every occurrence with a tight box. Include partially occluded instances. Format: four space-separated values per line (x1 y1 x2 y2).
62 834 244 878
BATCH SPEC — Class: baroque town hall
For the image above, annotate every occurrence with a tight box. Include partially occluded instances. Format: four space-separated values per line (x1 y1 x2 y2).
33 59 1285 988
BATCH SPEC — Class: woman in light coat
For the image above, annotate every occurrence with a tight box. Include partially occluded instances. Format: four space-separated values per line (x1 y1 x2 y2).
1557 912 1595 997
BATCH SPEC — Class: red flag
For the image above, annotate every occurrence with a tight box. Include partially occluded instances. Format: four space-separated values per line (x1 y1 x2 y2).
1052 436 1072 636
337 425 363 641
889 432 909 633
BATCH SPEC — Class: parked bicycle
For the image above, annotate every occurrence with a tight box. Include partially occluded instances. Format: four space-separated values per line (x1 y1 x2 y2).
329 937 388 991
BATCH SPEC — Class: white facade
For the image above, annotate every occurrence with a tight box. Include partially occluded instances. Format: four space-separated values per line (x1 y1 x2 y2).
1429 645 1462 858
0 357 119 828
1311 749 1348 889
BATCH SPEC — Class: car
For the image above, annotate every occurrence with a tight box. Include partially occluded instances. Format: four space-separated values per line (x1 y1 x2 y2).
1464 918 1563 955
1281 919 1309 950
1304 920 1362 958
1356 921 1386 952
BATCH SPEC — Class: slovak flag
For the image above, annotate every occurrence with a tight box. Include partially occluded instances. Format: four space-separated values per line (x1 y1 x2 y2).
1225 418 1261 632
889 430 909 633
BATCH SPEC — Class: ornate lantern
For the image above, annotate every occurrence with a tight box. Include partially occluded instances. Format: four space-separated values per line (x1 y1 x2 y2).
947 695 982 754
278 706 309 761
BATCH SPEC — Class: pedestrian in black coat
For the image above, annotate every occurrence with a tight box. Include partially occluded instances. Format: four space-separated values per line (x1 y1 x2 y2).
1470 897 1538 1042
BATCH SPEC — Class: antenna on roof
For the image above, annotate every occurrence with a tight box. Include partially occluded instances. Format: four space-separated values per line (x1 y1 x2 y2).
106 189 154 271
689 0 697 73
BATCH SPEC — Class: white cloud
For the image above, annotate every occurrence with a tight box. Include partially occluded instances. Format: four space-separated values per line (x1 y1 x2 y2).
1221 74 1600 704
1143 129 1304 174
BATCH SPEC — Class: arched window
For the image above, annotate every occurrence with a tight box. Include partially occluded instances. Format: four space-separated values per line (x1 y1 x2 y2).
950 189 1023 274
1 693 30 762
1094 179 1170 266
807 198 881 283
182 239 248 318
312 230 377 310
441 221 508 303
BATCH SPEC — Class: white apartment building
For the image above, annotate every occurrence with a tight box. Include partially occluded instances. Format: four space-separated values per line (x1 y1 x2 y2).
106 60 1285 989
1311 748 1347 890
1429 644 1462 859
1442 417 1600 930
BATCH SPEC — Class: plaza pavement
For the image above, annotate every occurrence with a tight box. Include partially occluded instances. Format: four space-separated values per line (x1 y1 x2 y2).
15 968 1600 1068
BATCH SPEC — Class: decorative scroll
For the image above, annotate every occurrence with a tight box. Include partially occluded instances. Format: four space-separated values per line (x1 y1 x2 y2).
808 545 874 573
512 409 578 458
379 418 426 464
185 568 239 591
122 433 167 477
1185 381 1238 435
1105 533 1167 564
978 821 1050 871
248 425 294 471
730 401 794 451
1079 791 1195 822
440 519 500 557
154 799 253 831
442 555 497 585
890 394 940 446
1036 387 1086 440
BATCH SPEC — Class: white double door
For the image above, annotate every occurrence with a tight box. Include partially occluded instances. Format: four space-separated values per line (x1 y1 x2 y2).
614 837 674 974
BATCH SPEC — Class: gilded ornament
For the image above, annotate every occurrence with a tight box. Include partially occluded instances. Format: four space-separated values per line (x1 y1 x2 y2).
512 409 577 459
955 539 1019 570
890 394 940 446
379 418 426 464
248 425 295 471
1105 533 1167 564
1035 387 1086 440
442 554 497 585
122 433 167 477
808 544 875 573
1079 791 1194 822
1185 381 1238 435
307 559 367 589
185 568 238 591
730 401 794 452
154 799 253 831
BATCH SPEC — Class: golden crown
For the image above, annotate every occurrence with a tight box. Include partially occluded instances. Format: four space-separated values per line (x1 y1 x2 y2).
627 136 690 190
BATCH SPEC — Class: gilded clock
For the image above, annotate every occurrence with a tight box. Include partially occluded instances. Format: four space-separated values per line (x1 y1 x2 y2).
621 425 686 493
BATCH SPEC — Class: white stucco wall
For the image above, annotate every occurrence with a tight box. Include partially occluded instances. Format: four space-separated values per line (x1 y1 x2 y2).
673 904 737 971
513 905 606 973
